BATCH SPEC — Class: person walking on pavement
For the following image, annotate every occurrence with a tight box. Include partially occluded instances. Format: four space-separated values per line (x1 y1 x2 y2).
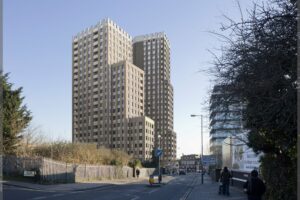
220 166 231 196
243 169 266 200
136 168 140 178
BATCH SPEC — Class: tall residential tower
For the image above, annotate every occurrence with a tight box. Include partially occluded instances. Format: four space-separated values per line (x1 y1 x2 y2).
133 33 177 163
72 19 154 160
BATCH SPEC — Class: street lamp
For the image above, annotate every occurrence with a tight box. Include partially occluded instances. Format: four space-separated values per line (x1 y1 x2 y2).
157 134 163 183
191 114 204 184
158 134 161 177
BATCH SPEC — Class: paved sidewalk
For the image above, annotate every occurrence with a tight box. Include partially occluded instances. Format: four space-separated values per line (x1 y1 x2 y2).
2 175 174 192
185 174 247 200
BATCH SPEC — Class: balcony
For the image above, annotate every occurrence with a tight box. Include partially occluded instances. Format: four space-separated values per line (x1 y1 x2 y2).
93 61 98 66
93 41 98 46
73 43 78 49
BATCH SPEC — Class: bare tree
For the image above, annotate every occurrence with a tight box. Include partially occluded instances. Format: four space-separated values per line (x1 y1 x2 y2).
210 0 297 199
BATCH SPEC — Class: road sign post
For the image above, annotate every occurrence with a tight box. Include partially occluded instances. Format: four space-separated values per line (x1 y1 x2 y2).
155 148 163 182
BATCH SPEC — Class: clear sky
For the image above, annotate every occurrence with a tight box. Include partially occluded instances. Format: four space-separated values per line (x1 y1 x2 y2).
4 0 255 157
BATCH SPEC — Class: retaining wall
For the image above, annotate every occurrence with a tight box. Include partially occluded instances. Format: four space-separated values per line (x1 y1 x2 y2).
3 156 154 184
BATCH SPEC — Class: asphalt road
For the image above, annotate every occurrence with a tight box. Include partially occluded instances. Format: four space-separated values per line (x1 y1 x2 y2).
3 174 247 200
4 174 194 200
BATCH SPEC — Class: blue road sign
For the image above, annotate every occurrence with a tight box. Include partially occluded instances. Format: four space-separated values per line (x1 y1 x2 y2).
155 148 163 157
202 155 216 166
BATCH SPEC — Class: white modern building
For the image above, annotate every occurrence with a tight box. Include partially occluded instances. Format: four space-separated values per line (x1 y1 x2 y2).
209 84 245 167
222 133 261 171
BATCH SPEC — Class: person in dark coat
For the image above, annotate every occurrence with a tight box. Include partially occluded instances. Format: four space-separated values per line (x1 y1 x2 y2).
220 166 231 196
243 169 266 200
136 168 140 178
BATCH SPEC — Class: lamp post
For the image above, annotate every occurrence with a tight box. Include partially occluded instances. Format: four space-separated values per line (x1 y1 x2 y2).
191 114 204 184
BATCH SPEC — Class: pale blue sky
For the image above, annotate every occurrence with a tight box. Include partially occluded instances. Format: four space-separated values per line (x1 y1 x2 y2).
4 0 255 157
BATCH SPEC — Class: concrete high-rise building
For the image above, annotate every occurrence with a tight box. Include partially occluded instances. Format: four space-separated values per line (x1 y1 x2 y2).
72 19 154 160
133 33 177 163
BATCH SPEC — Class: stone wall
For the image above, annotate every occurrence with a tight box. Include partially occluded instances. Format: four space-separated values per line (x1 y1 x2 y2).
3 156 155 184
3 156 43 176
138 168 156 177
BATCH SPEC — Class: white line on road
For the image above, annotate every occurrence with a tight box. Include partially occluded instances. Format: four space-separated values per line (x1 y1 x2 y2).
179 188 192 200
130 196 139 200
69 191 86 194
125 193 140 200
179 174 198 200
147 188 159 194
32 197 47 200
52 194 64 197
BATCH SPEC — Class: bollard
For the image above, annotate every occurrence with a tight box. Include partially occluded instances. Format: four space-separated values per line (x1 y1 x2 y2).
149 175 154 185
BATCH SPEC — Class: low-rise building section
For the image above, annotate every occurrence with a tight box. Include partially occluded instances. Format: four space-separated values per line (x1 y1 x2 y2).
179 154 200 173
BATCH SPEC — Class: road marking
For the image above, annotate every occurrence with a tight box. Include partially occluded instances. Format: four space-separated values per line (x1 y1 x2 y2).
125 193 140 200
179 174 198 200
32 197 47 200
70 191 84 194
52 194 64 197
147 188 159 194
179 188 193 200
130 196 139 200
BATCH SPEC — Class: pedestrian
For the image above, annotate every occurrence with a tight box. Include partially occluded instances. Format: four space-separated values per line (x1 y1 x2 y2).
136 168 140 178
243 169 266 200
158 174 162 184
218 178 223 195
220 166 231 196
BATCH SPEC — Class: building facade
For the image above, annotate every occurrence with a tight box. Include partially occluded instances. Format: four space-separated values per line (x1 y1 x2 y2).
222 133 261 172
72 19 154 160
209 84 244 167
133 33 176 163
179 154 200 173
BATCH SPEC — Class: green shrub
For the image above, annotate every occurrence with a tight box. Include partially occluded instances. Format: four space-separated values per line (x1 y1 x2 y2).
24 141 132 166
